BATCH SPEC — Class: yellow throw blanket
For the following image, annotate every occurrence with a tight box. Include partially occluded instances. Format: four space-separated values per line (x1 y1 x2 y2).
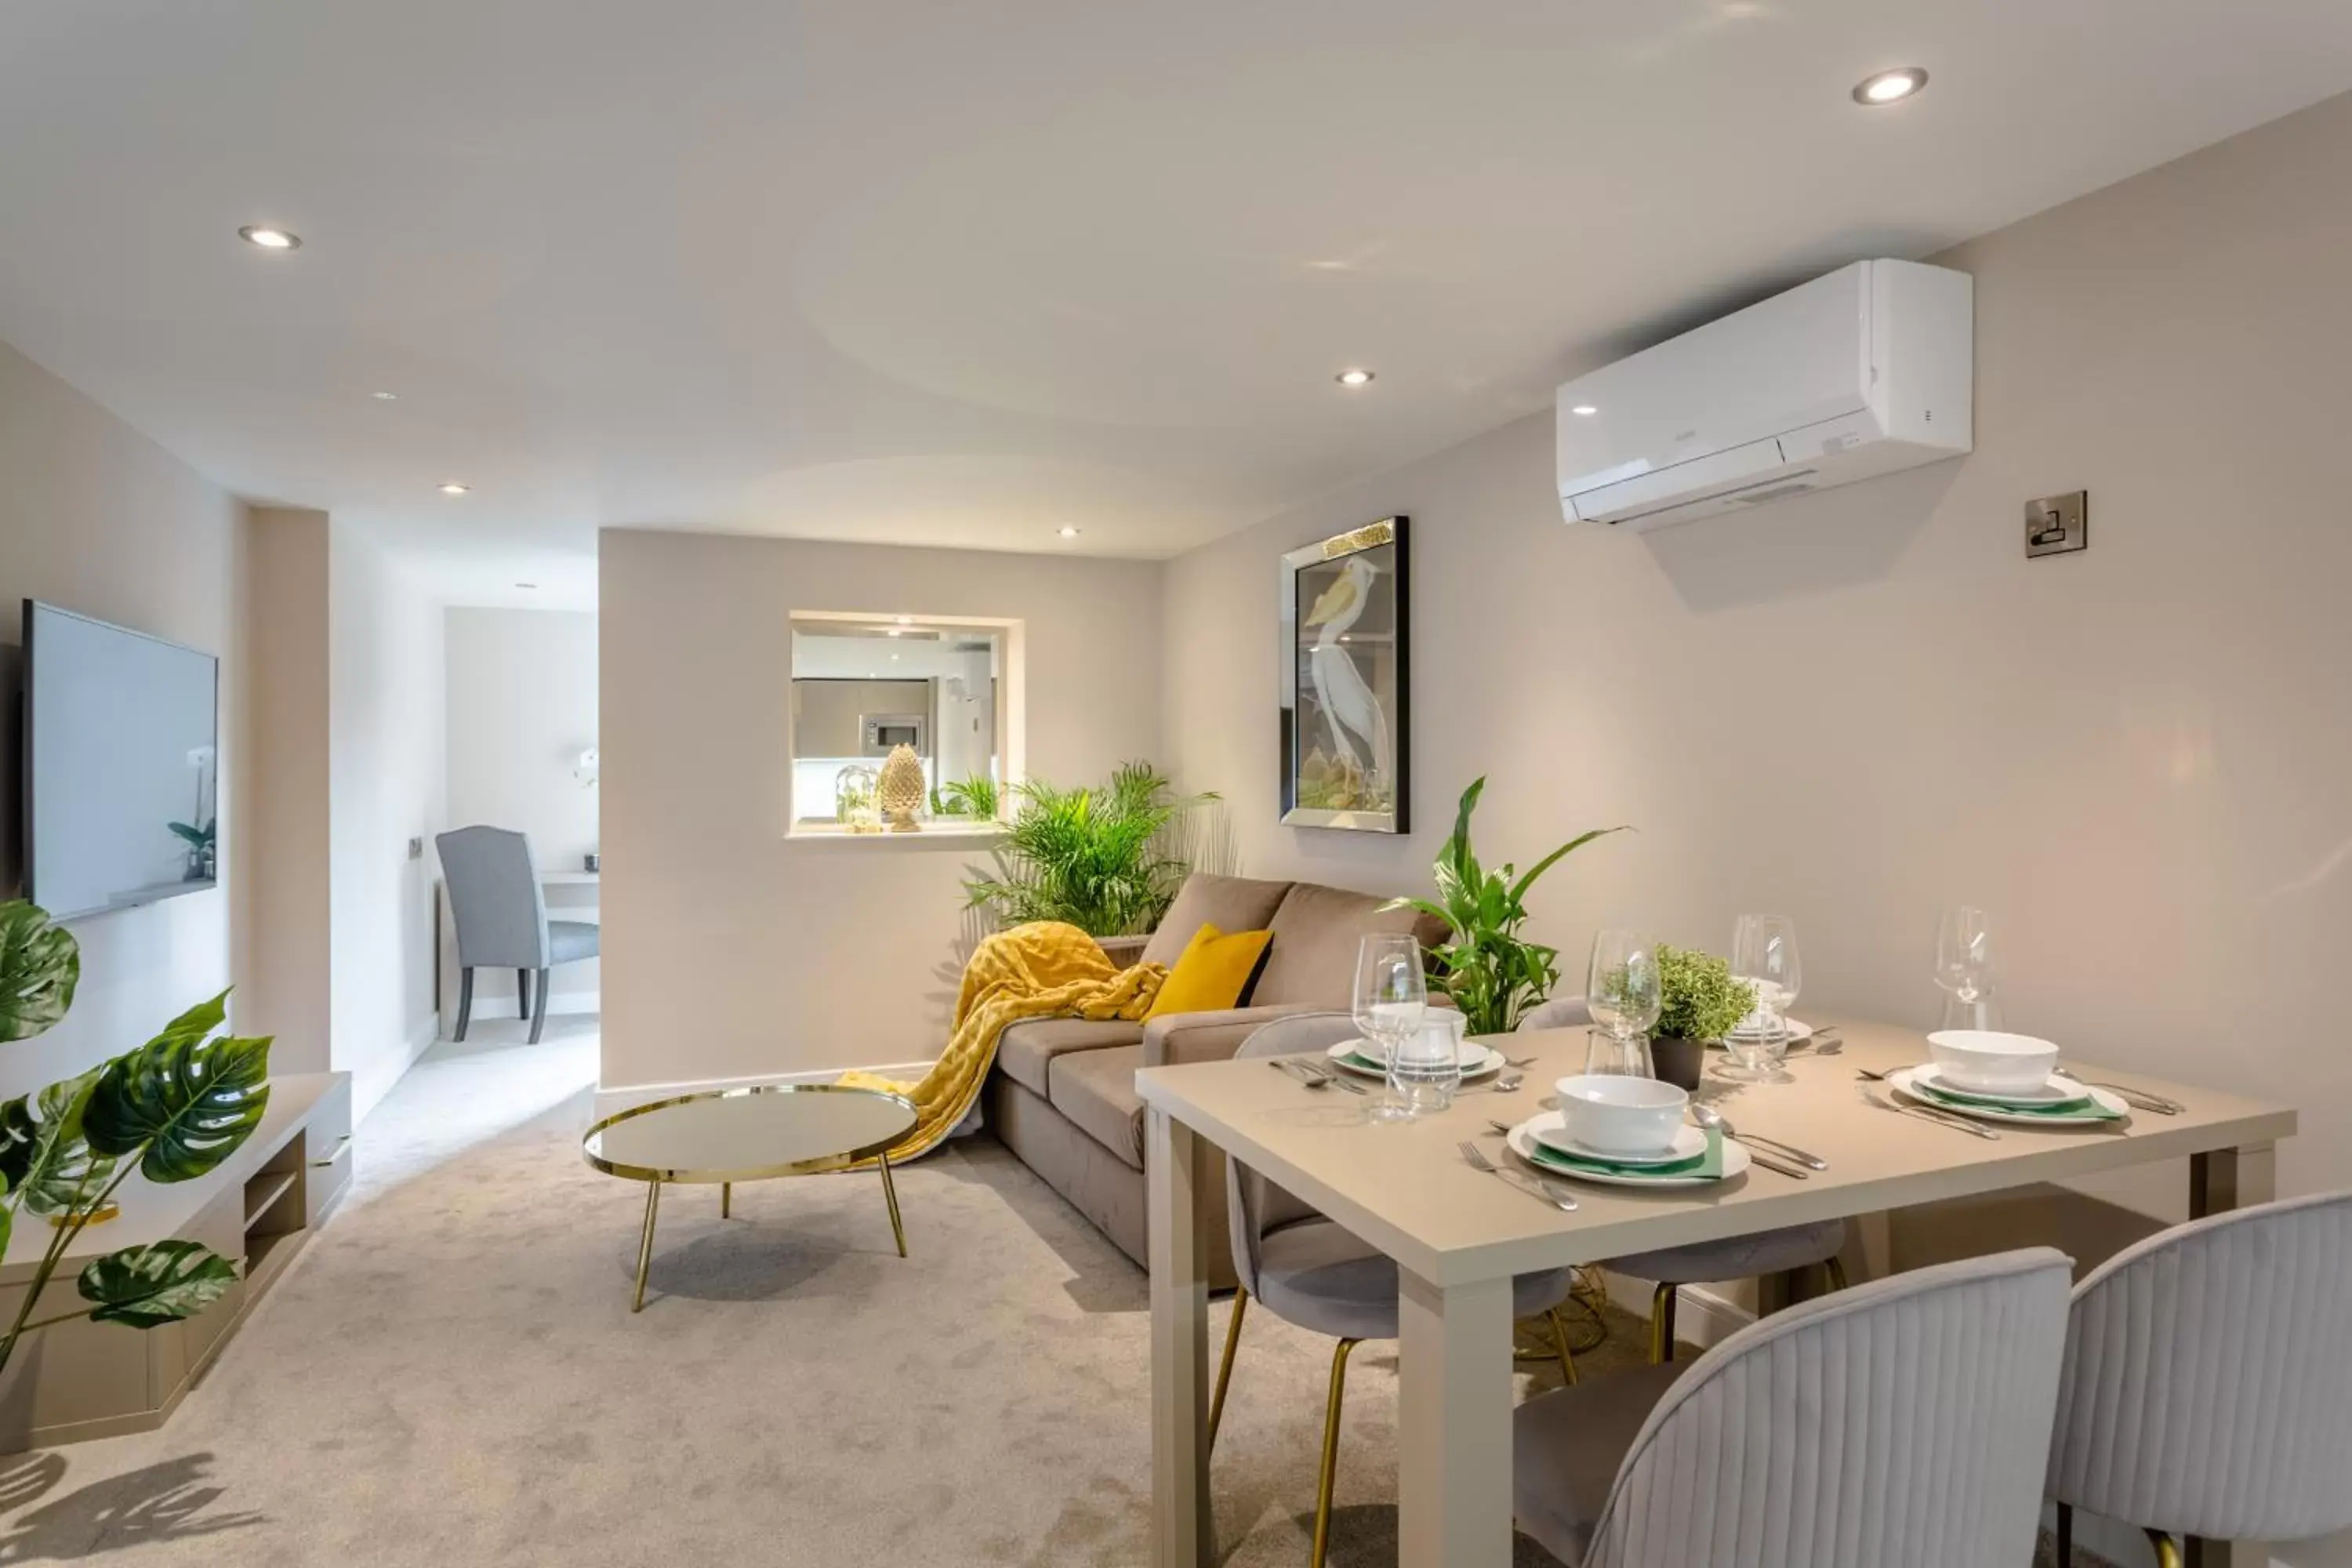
838 921 1166 1164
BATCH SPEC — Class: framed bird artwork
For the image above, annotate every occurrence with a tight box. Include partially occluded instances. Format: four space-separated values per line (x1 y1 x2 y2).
1278 516 1408 833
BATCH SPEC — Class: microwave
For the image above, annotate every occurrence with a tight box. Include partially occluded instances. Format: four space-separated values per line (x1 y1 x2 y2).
860 713 928 757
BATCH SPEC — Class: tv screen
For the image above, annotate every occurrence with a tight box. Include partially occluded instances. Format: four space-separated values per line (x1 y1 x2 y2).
24 601 220 921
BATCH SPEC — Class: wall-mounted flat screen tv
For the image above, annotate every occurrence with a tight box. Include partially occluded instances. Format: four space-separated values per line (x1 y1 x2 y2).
23 601 220 921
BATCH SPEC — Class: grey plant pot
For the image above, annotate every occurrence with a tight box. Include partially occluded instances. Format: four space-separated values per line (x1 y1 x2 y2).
1652 1035 1708 1091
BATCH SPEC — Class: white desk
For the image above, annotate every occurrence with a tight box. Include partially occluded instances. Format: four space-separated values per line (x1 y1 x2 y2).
1137 1021 2295 1568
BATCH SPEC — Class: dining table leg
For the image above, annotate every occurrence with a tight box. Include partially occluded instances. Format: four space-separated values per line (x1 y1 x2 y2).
2184 1141 2278 1568
1147 1109 1213 1568
1397 1269 1515 1568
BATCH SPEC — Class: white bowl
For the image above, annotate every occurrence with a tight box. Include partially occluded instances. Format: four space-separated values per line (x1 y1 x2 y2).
1555 1074 1689 1157
1925 1030 2060 1094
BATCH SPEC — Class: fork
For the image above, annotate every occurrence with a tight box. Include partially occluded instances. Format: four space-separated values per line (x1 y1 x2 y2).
1457 1141 1578 1211
1294 1058 1370 1096
1855 1074 2002 1140
2054 1062 2183 1115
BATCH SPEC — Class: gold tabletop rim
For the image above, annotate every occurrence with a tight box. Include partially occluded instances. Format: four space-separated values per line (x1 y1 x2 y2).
580 1082 918 1185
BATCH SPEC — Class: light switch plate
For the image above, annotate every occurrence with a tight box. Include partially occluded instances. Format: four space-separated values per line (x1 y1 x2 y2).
2026 491 2088 557
407 837 423 860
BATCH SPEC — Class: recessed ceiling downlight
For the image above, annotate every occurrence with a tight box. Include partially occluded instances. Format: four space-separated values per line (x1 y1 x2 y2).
1570 405 1598 416
1057 526 1081 538
238 225 302 250
1335 368 1375 387
437 482 471 495
1853 67 1928 105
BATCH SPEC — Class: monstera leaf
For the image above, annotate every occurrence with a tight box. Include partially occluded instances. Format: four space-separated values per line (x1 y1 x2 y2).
0 1069 116 1218
0 902 79 1044
84 994 272 1182
77 1240 238 1328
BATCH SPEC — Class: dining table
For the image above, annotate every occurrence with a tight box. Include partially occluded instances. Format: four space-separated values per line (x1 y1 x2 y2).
1136 1018 2297 1568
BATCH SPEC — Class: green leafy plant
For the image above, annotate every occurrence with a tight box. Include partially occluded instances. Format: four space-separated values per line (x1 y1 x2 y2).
1654 943 1758 1042
930 775 1001 820
963 762 1216 936
1383 778 1624 1036
0 901 272 1380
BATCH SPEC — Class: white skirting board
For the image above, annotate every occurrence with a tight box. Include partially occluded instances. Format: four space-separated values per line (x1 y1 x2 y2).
593 1062 937 1120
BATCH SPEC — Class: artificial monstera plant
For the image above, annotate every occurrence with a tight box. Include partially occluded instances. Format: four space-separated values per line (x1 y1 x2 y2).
0 900 270 1377
1383 778 1625 1036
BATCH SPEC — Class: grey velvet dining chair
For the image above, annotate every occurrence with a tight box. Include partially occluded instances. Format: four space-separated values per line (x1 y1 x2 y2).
1513 1246 2076 1568
2046 1189 2352 1568
1519 997 1848 1360
1213 1011 1584 1568
437 826 599 1044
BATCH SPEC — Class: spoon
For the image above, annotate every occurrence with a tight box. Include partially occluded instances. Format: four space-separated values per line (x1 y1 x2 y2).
1690 1103 1828 1169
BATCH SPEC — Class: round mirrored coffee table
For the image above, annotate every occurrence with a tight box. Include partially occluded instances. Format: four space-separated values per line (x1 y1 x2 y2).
582 1083 918 1312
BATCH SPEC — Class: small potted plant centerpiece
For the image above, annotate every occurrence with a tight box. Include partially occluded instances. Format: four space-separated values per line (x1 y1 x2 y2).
1650 943 1757 1090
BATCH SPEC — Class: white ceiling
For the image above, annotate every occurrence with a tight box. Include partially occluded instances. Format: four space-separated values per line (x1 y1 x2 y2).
4 2 2349 609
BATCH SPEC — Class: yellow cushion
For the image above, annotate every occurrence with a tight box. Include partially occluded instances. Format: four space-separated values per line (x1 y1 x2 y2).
1142 923 1274 1020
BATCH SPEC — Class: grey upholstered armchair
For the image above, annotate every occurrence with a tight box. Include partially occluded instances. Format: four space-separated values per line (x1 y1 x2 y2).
437 826 599 1044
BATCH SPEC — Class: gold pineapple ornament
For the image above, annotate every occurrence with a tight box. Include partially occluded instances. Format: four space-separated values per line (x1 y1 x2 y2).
877 744 926 832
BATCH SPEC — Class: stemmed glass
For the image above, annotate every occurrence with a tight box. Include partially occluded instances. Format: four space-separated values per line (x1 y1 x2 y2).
1353 934 1428 1121
1933 906 1999 1030
1584 930 1661 1077
1728 915 1801 1080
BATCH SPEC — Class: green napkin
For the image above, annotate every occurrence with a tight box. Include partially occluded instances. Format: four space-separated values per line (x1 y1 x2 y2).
1531 1126 1725 1179
1914 1079 2125 1121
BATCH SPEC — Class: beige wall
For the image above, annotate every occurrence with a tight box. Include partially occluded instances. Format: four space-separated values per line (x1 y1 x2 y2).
238 507 332 1071
1164 93 2352 1217
0 340 244 1099
328 525 447 1117
599 529 1162 1092
444 606 600 1004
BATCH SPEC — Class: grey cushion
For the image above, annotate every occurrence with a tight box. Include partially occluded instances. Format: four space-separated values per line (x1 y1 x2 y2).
993 1017 1144 1098
1606 1220 1846 1286
1250 881 1447 1007
1255 1218 1578 1344
1519 996 1594 1031
1515 1247 2074 1568
437 826 550 968
1047 1044 1147 1171
1513 1360 1687 1563
2046 1188 2352 1543
548 921 600 964
1140 873 1294 970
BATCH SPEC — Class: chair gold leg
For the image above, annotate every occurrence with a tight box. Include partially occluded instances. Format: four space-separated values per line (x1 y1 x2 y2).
2146 1527 2183 1568
1311 1338 1358 1568
877 1151 907 1258
720 1181 731 1219
1650 1282 1679 1364
1824 1254 1849 1293
1547 1306 1578 1385
1207 1288 1247 1454
631 1179 662 1313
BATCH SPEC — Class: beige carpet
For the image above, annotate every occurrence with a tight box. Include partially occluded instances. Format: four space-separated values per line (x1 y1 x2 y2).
0 1025 2100 1566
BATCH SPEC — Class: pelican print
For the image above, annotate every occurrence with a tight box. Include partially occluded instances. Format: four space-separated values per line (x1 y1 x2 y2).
1302 554 1390 803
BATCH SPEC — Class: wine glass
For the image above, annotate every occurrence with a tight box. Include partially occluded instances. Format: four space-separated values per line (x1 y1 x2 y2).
1729 915 1801 1080
1584 930 1661 1077
1934 906 1994 1025
1353 934 1428 1122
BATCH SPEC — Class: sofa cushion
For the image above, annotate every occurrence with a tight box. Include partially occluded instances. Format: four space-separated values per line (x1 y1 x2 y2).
1142 873 1294 970
1144 923 1275 1019
1251 880 1450 1006
994 1016 1144 1098
1047 1043 1149 1171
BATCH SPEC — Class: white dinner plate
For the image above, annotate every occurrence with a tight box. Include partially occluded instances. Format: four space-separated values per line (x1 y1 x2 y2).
1327 1040 1504 1079
1506 1112 1750 1189
1887 1065 2129 1125
1907 1063 2092 1107
1532 1123 1695 1167
1711 1018 1816 1048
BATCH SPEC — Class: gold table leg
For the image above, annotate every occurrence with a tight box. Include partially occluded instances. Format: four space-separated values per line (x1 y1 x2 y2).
632 1178 662 1313
721 1181 731 1219
877 1150 907 1258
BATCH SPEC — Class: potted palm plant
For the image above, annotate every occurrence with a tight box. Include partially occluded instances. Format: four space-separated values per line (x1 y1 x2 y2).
962 762 1216 937
1650 943 1757 1090
1383 778 1623 1036
0 902 270 1385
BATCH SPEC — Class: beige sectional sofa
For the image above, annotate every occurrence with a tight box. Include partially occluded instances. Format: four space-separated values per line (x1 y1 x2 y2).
982 872 1445 1287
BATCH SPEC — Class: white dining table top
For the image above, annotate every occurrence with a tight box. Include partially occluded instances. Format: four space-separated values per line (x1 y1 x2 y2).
1135 1020 2296 1288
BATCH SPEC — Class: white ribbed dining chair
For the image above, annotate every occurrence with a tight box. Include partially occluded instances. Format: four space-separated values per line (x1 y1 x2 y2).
1514 1247 2075 1568
1519 997 1849 1360
1213 1011 1584 1568
2046 1189 2352 1568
